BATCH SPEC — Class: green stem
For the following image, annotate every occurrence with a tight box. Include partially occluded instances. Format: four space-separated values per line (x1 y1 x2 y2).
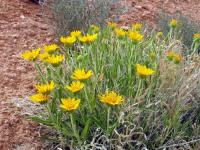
107 107 111 134
84 88 92 114
35 63 46 82
135 78 142 99
70 113 81 144
169 28 173 41
191 42 199 55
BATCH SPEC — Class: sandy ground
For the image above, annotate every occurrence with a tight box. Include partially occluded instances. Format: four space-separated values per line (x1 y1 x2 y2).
0 0 200 149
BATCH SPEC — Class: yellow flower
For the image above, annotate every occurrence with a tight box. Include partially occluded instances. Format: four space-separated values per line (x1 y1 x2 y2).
107 22 117 28
45 54 64 65
114 28 126 37
173 54 182 64
29 93 49 104
128 31 143 44
39 52 50 60
194 33 200 38
91 25 100 32
35 80 55 94
65 81 84 93
166 51 176 61
20 48 40 61
60 36 76 45
60 98 81 111
99 91 124 106
79 34 98 44
71 69 93 80
70 30 82 38
194 33 200 42
169 19 178 28
136 64 154 77
132 23 142 31
43 44 59 53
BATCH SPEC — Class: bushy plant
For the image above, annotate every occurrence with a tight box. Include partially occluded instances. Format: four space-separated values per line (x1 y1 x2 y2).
51 0 122 36
21 21 200 149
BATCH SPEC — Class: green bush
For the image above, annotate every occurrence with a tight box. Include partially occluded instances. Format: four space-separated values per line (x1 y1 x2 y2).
21 21 200 149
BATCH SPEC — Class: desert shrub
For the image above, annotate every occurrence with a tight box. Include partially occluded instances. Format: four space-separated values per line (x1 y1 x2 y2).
20 21 200 149
51 0 123 36
157 11 200 53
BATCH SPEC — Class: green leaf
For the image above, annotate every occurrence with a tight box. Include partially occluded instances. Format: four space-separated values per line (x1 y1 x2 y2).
81 119 91 140
28 116 52 126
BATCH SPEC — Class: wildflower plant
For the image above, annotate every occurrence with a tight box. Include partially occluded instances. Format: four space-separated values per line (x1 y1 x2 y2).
21 21 200 149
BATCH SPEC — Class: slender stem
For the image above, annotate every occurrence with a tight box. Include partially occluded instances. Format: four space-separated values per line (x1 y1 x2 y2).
107 107 111 133
169 28 173 41
84 87 92 114
70 113 81 144
34 63 46 82
191 42 199 55
135 78 142 100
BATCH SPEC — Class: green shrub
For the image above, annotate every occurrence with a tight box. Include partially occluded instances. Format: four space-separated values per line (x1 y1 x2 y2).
21 21 200 149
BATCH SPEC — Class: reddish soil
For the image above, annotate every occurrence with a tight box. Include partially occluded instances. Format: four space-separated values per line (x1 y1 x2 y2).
0 0 200 149
120 0 200 26
0 0 54 149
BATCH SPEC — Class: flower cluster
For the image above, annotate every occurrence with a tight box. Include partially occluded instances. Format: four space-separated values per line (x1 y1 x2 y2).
106 21 144 44
60 68 93 112
21 19 191 146
30 81 55 104
21 43 65 66
60 30 98 46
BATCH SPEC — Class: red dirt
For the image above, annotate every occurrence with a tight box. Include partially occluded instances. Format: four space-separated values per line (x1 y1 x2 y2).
0 0 54 149
1 0 200 149
120 0 200 26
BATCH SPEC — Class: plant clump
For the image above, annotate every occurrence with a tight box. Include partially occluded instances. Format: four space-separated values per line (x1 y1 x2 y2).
21 20 200 149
